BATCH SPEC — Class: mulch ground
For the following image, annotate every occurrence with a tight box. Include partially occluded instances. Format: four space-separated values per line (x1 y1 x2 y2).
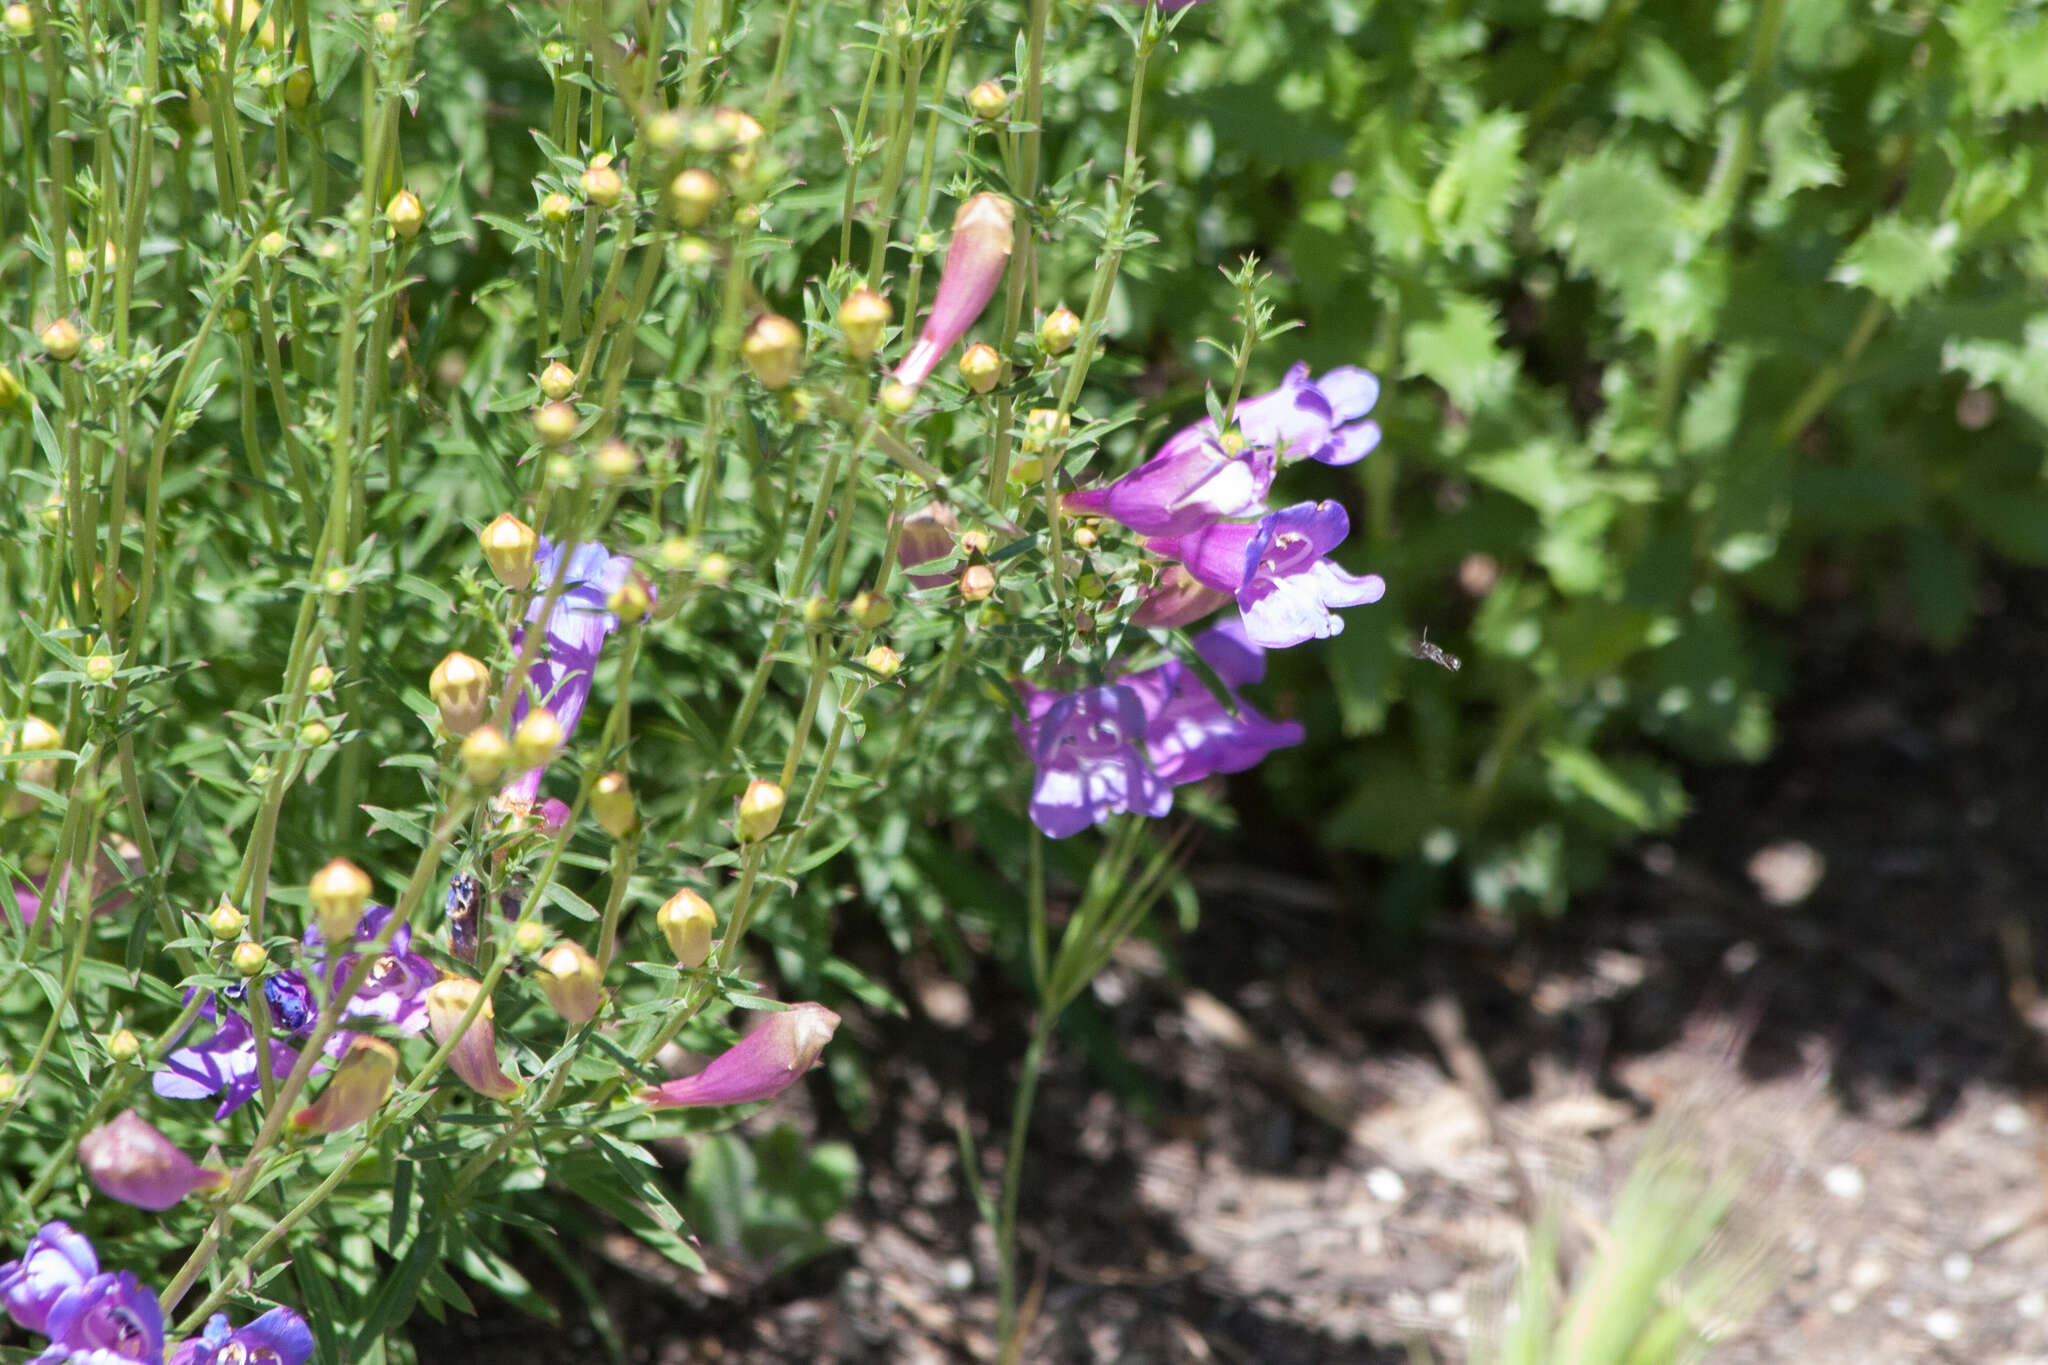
414 570 2048 1364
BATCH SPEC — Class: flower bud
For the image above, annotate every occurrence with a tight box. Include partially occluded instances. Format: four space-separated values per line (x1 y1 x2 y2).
894 193 1014 388
461 725 508 785
538 360 576 401
425 977 520 1099
308 663 335 692
840 287 891 360
895 501 959 588
879 380 917 414
863 644 901 678
646 110 686 151
40 319 81 362
966 80 1010 121
292 1036 398 1132
479 513 538 589
1038 306 1081 355
540 191 576 225
742 313 803 390
107 1028 140 1063
308 857 371 943
79 1111 228 1209
539 941 605 1024
512 919 547 954
3 4 31 37
322 567 350 594
282 66 312 106
667 167 719 225
429 651 491 736
697 552 731 585
512 708 564 770
4 713 61 818
257 229 288 257
581 159 624 208
657 888 716 966
1022 407 1069 450
533 400 578 445
386 189 425 239
230 941 269 977
606 571 653 619
959 529 991 556
849 590 892 630
958 342 1001 394
207 900 245 940
639 1002 841 1109
590 770 637 838
736 778 785 842
799 593 832 627
0 1072 15 1102
298 719 331 746
594 438 638 482
711 106 764 169
959 564 996 602
0 363 23 409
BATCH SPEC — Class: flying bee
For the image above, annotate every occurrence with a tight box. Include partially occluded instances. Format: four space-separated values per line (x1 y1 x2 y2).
1410 628 1462 672
446 872 482 964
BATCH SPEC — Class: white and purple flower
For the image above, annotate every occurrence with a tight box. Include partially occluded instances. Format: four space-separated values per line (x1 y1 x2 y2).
1 1222 98 1336
501 538 635 812
1147 500 1385 649
167 1309 314 1365
1014 683 1175 839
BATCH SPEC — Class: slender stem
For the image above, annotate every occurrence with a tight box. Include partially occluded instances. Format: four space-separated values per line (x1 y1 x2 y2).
994 1014 1054 1350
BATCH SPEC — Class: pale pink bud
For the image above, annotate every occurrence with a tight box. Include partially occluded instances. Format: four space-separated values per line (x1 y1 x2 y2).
291 1036 398 1133
78 1111 228 1210
638 1002 841 1108
426 977 521 1100
1131 562 1232 629
893 193 1014 388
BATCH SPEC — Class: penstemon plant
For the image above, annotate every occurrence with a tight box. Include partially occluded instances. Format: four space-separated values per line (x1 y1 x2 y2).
0 0 1386 1358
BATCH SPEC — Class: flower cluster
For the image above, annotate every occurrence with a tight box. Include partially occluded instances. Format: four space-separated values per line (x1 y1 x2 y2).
1 1221 311 1365
1020 365 1385 837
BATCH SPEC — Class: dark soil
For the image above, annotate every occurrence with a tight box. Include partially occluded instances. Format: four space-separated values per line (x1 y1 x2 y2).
413 572 2048 1364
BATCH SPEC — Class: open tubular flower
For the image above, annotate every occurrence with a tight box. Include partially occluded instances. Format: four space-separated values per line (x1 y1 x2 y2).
77 1111 227 1211
425 977 520 1100
291 1036 398 1133
499 538 634 811
1 1221 98 1334
893 193 1014 388
1131 561 1233 630
38 1269 164 1364
1147 500 1387 649
896 501 960 588
1122 620 1305 784
657 888 716 967
639 1003 841 1109
168 1308 315 1365
1014 683 1173 838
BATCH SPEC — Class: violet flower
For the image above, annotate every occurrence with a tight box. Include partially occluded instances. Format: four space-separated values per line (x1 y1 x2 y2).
1014 683 1173 838
76 1112 227 1212
303 904 438 1036
1120 620 1305 785
167 1308 314 1365
639 1003 841 1109
152 991 301 1120
1230 363 1381 466
1 1222 97 1335
1130 562 1232 630
35 1269 163 1365
894 193 1015 388
1064 427 1275 538
501 538 633 812
1148 500 1386 649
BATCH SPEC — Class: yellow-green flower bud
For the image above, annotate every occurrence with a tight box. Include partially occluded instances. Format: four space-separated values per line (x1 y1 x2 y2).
3 4 31 37
4 715 61 819
308 663 335 692
540 191 576 225
461 725 508 785
741 313 803 390
590 770 637 839
607 571 652 620
298 719 331 746
736 778 785 843
0 1073 14 1102
479 512 538 589
1038 306 1081 355
656 887 716 967
511 708 563 770
697 552 731 585
1071 525 1098 550
533 400 578 445
371 9 397 38
429 651 491 736
207 900 245 940
863 644 901 679
386 189 425 239
840 287 891 360
538 360 576 401
959 564 996 602
676 236 715 268
958 342 1001 394
84 651 115 683
966 79 1010 121
257 229 288 258
308 857 372 943
580 158 624 209
660 536 698 572
594 438 638 482
959 529 991 556
667 167 719 226
850 590 892 630
107 1028 141 1063
512 919 547 955
539 941 605 1024
231 941 269 977
40 319 81 362
1023 407 1069 450
323 568 350 594
0 364 23 409
645 110 686 151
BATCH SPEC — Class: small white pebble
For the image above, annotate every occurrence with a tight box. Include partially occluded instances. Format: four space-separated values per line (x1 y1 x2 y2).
1925 1308 1962 1342
2018 1290 2045 1319
1848 1258 1890 1292
1942 1252 1973 1284
1828 1289 1859 1315
1993 1102 2031 1137
1366 1166 1407 1203
1823 1164 1866 1201
1425 1287 1464 1319
942 1258 974 1291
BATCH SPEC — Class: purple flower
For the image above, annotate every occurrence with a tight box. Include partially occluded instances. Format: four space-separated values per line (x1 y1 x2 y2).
152 993 301 1120
1148 500 1385 649
1014 683 1173 838
639 1003 841 1108
77 1112 227 1212
167 1308 314 1365
36 1270 163 1364
1121 620 1305 784
2 1223 98 1335
1129 562 1232 630
1229 363 1381 467
501 538 632 811
1064 427 1275 538
303 904 437 1037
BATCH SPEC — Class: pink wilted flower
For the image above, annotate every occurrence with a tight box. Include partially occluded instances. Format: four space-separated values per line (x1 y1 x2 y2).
77 1112 228 1211
894 193 1015 388
425 977 520 1100
640 1003 841 1109
291 1036 398 1133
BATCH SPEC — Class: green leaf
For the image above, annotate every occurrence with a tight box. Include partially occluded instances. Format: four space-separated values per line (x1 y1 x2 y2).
1404 293 1514 412
1830 217 1958 308
1759 92 1841 200
1427 111 1525 254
